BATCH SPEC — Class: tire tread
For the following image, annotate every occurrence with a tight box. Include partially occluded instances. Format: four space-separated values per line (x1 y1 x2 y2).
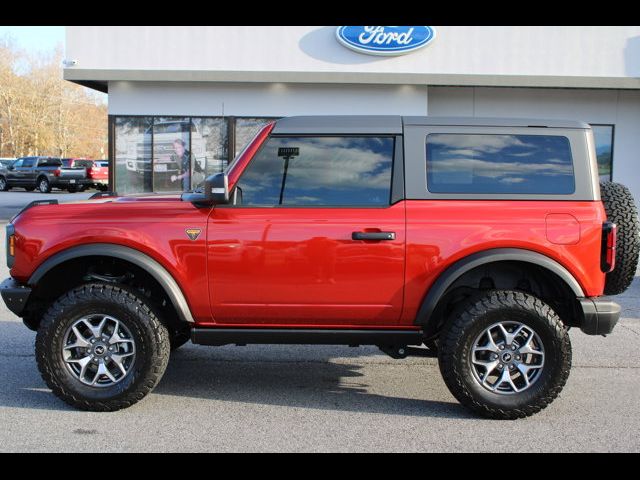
439 290 572 420
35 283 170 412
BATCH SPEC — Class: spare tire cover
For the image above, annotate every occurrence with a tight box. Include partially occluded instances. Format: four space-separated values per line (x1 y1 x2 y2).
600 181 640 295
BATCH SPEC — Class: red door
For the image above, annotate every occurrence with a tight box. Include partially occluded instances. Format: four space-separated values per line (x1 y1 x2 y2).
207 204 405 327
207 133 405 327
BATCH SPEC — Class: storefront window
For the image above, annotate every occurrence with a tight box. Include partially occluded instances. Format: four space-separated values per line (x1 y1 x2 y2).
152 117 190 192
591 125 614 181
235 118 275 156
114 117 153 195
112 116 273 194
192 118 228 188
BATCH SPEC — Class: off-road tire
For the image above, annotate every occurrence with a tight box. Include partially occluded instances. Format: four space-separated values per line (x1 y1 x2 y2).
600 181 640 295
37 176 51 193
35 283 170 411
438 290 572 420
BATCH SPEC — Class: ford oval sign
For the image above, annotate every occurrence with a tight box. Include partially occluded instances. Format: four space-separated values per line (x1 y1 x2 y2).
336 26 436 56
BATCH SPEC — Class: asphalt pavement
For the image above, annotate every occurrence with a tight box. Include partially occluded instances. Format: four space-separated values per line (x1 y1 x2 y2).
0 191 639 452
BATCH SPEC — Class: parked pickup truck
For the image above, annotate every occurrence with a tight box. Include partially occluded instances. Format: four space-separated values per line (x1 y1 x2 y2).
2 116 639 418
61 158 109 192
0 156 91 193
88 160 109 191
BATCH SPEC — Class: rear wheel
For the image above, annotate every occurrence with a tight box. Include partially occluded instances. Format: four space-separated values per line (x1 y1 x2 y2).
438 290 571 419
600 181 640 295
35 283 170 411
37 176 51 193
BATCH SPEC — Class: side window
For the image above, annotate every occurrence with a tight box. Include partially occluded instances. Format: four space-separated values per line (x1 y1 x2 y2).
12 159 23 168
235 136 395 207
426 134 575 195
22 158 35 168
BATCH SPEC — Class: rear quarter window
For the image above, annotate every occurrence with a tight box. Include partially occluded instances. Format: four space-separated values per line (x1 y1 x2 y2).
38 158 62 167
426 134 575 195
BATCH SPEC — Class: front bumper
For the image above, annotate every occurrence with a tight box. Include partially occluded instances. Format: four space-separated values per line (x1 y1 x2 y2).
579 297 621 336
0 277 32 317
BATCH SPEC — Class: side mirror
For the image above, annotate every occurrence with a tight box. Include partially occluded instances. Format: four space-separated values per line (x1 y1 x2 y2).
207 172 230 205
182 173 229 207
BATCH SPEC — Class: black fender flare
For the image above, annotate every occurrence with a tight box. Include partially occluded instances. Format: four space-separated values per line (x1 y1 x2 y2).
28 243 195 323
414 248 585 326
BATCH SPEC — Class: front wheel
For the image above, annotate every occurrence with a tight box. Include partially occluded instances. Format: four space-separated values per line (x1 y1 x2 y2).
0 176 8 191
438 290 571 419
35 283 170 411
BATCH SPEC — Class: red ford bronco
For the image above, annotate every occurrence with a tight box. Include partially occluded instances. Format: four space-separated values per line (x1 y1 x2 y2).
2 116 638 419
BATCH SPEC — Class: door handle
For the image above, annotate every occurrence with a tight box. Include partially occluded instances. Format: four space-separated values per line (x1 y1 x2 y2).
352 231 396 241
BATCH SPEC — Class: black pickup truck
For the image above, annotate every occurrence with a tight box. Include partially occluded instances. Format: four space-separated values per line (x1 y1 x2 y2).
0 156 90 193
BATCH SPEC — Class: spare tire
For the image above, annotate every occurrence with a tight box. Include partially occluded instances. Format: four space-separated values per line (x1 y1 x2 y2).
600 181 640 295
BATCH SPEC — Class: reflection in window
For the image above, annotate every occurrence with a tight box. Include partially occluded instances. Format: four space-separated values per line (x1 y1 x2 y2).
426 134 575 195
192 118 228 188
235 136 394 206
112 116 280 194
235 118 275 156
153 117 190 192
591 125 614 181
114 117 153 195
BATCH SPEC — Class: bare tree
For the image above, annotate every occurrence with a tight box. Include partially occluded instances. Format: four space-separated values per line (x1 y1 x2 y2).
0 37 107 160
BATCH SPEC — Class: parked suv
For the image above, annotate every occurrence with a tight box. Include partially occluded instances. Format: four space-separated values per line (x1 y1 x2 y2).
2 117 638 418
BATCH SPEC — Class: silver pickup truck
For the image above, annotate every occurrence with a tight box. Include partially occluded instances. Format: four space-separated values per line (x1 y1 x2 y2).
0 156 91 193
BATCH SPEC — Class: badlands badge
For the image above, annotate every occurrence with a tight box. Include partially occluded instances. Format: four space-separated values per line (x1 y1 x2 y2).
185 228 202 241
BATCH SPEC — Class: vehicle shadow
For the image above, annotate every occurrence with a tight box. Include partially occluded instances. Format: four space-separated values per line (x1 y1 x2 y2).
152 346 472 419
0 320 471 419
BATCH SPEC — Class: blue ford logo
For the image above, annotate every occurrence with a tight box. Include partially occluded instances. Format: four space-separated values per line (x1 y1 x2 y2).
336 26 436 56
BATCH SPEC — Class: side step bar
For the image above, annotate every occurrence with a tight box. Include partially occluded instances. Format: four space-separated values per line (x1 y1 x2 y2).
191 328 424 347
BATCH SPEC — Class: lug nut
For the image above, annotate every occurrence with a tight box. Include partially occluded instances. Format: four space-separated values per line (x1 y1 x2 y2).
515 355 521 360
109 347 114 352
498 364 504 369
511 345 516 351
499 345 505 350
91 339 96 344
491 354 498 360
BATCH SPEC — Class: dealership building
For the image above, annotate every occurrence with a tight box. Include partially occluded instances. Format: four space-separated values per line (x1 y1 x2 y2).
64 26 640 198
